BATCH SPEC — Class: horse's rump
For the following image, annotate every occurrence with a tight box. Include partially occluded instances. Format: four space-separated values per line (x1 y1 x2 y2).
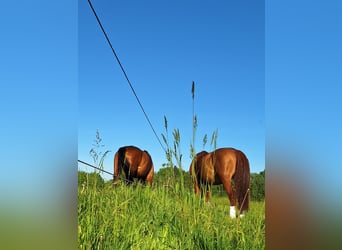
114 145 154 185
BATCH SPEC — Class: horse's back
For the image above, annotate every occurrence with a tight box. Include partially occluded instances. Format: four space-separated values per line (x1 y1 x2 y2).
215 147 240 156
214 148 247 164
119 145 142 155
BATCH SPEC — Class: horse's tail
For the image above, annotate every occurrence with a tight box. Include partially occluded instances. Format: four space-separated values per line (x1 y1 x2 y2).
113 147 126 185
143 150 154 185
233 150 250 212
143 150 153 164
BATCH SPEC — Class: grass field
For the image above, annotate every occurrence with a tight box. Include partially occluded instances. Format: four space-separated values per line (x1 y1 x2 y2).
78 181 265 249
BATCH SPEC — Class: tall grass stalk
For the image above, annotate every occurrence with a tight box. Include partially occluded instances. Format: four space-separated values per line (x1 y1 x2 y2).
190 81 198 189
89 129 111 174
161 116 185 192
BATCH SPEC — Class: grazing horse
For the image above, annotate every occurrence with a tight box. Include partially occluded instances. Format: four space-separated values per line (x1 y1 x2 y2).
113 146 154 186
190 148 250 218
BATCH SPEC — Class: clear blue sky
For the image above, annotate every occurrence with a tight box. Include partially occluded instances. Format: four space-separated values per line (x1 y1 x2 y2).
78 0 265 179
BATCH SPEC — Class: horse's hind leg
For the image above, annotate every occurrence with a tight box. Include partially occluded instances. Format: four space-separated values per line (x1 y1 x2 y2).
145 167 154 186
205 185 211 203
222 180 237 218
205 190 211 203
193 180 201 196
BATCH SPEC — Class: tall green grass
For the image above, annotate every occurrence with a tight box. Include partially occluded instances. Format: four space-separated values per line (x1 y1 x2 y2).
78 183 265 249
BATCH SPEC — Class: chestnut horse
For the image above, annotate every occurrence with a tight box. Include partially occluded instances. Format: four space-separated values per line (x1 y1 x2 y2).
113 146 154 186
190 148 250 218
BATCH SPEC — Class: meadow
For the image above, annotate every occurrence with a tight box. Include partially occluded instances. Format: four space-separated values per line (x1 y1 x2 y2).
78 180 265 249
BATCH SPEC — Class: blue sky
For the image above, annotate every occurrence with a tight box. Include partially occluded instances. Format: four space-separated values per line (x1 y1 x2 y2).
78 0 265 179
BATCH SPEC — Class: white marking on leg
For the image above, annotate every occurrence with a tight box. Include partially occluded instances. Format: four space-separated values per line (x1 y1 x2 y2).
230 206 236 218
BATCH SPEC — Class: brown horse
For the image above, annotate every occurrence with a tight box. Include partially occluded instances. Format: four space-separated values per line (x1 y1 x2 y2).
190 148 250 218
113 145 154 186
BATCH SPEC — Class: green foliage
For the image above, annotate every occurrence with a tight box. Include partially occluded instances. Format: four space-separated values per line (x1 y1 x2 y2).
153 167 192 191
78 171 105 190
250 170 265 201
